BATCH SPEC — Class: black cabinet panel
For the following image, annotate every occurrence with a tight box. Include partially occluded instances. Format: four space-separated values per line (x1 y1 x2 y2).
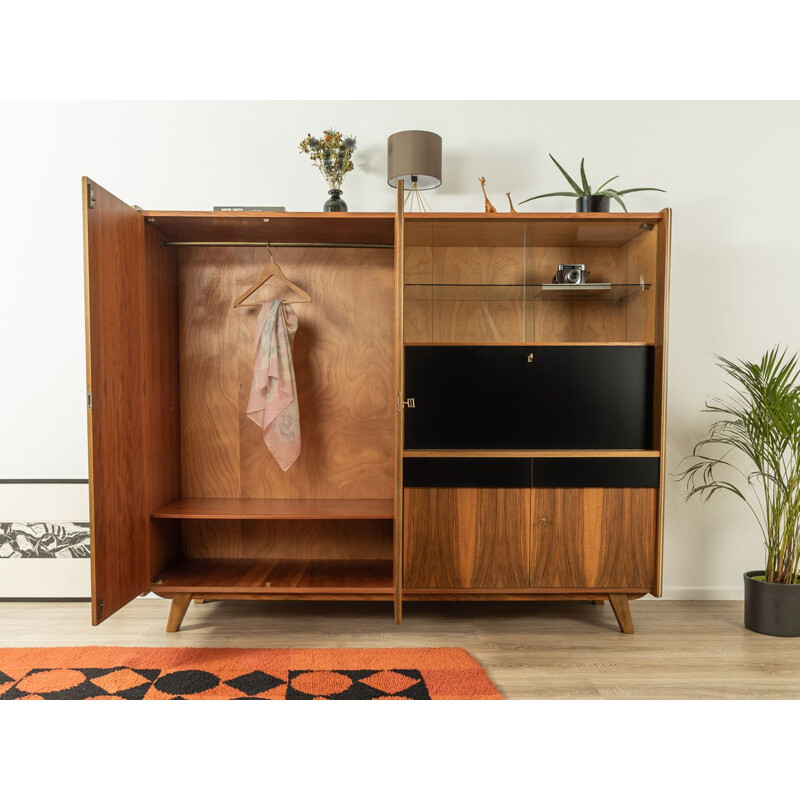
404 458 531 488
404 345 654 450
532 458 660 488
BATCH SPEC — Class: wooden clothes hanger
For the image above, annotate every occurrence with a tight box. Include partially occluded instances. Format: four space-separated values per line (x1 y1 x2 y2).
232 248 312 308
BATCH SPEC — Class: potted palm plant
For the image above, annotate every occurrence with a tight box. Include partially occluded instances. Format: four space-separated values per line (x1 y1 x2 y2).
678 346 800 636
520 153 665 212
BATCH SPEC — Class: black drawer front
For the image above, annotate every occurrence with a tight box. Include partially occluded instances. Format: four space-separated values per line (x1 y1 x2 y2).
532 458 660 488
404 458 531 488
404 345 654 450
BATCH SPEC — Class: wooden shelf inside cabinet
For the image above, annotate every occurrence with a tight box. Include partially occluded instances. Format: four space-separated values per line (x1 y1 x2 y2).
403 450 661 458
151 558 394 593
151 498 395 520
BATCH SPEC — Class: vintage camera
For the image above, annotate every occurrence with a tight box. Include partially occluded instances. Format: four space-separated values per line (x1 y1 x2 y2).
553 263 589 285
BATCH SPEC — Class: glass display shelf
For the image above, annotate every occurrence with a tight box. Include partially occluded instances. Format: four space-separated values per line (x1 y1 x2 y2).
404 282 650 302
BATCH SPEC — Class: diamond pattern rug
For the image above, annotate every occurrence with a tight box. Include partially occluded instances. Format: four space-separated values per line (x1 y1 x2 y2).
0 647 501 700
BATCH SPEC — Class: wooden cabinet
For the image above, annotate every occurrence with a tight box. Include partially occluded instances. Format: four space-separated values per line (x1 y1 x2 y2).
530 488 657 589
403 488 530 588
83 178 398 631
400 210 671 633
83 176 670 634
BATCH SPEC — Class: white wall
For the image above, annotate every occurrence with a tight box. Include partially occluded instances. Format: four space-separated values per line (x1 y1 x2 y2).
1 100 798 598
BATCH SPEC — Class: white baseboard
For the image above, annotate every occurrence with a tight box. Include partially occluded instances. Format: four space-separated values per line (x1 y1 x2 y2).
645 587 743 601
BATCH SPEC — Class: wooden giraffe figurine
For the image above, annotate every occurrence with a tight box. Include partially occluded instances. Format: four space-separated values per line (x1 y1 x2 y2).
479 177 497 213
506 192 518 213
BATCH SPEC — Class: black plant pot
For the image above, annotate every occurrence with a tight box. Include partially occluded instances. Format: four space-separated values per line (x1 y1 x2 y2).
323 189 348 212
743 571 800 637
576 195 611 213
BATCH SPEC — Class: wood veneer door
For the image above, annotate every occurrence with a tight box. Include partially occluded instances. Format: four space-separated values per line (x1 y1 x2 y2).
530 488 656 590
404 488 529 588
83 178 150 623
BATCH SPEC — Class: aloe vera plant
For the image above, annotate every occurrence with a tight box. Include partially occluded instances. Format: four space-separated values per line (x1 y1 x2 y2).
520 153 665 211
678 347 800 584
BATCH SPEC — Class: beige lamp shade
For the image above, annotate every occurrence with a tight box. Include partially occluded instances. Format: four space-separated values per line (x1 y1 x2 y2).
387 130 442 190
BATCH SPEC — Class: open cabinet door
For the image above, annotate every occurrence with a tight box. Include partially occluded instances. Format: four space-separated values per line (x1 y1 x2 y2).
83 177 150 623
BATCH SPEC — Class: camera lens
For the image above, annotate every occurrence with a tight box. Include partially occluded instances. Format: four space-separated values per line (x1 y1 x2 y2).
565 269 581 283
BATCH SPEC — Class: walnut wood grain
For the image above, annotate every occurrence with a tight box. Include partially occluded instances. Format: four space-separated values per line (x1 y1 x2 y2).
152 558 394 593
178 244 395 566
182 519 393 561
624 224 658 344
407 236 526 343
152 498 394 519
165 593 192 633
143 221 182 581
608 594 635 634
653 210 672 596
526 246 628 343
145 212 395 245
403 488 530 589
530 488 657 589
83 178 150 624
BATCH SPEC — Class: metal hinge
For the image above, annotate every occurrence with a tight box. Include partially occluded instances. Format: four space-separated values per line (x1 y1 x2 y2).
87 391 92 410
97 597 104 620
398 393 416 411
88 183 95 209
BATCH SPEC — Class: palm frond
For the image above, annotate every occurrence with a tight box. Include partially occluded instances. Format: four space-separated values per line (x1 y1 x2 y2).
677 345 800 583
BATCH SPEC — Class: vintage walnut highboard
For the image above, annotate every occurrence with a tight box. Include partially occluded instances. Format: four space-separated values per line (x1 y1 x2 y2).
82 176 670 633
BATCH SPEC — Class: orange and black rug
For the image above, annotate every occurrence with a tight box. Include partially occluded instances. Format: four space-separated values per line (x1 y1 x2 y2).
0 646 501 700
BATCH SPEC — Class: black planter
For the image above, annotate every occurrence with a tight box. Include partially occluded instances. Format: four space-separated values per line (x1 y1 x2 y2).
743 571 800 637
323 189 348 212
576 195 611 213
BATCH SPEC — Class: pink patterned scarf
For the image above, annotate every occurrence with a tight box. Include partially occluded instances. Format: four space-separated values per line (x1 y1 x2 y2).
246 301 301 471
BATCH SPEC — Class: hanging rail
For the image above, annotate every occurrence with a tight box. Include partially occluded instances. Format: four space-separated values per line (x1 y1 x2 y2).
161 241 393 249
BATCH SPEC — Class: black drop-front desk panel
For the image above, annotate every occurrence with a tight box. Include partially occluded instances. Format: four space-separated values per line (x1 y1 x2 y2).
404 345 654 450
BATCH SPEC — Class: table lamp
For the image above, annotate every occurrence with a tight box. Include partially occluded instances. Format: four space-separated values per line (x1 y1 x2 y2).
387 130 442 211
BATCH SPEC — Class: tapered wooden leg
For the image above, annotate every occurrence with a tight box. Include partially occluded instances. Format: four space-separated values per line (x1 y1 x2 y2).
608 594 634 634
166 593 192 633
394 596 402 625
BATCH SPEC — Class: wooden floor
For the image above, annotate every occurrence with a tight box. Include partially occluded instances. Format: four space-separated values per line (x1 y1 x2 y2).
1 599 799 699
